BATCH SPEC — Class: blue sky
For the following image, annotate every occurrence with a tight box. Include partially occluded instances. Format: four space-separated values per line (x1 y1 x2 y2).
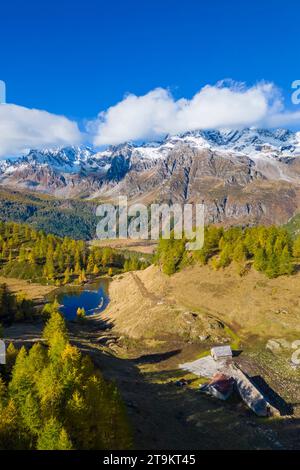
1 0 299 117
0 0 300 156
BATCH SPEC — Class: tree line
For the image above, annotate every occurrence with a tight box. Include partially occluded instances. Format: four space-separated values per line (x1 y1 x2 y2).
0 221 149 285
156 225 300 278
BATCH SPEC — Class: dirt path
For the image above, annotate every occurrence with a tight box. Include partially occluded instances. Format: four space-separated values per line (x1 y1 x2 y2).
129 271 239 348
130 272 162 305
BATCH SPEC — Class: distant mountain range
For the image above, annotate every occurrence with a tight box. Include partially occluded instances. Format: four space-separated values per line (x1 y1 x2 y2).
1 128 300 225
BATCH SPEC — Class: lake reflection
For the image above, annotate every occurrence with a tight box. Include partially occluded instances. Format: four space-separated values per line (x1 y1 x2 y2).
56 278 109 320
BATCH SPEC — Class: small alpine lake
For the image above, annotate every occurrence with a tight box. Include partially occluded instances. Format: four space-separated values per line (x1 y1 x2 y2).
53 278 110 321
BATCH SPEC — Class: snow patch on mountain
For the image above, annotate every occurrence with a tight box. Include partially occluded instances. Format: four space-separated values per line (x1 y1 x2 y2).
0 128 300 182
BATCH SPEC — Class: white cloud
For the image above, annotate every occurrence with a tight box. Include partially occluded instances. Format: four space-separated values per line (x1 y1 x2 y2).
0 104 82 157
267 110 300 127
1 81 299 158
91 81 299 146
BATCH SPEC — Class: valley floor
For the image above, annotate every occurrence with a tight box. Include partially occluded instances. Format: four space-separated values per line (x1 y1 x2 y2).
3 264 300 449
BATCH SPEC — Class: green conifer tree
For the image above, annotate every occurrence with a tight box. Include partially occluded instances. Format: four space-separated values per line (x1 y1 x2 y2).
37 418 72 450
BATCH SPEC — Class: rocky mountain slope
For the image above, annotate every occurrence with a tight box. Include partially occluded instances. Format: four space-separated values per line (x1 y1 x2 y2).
1 128 300 225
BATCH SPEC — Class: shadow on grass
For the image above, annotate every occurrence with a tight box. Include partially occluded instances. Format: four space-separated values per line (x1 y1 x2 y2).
8 315 300 450
133 349 182 365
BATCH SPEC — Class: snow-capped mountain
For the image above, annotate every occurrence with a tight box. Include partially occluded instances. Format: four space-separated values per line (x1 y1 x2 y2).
97 127 300 161
1 128 300 226
0 147 93 174
1 127 299 176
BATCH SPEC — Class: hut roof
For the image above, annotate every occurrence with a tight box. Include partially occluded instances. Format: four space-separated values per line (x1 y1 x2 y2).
211 345 232 360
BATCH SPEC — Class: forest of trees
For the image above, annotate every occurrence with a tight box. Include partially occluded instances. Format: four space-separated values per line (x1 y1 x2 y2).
0 188 98 240
156 225 299 278
1 220 298 281
0 304 132 450
0 221 149 286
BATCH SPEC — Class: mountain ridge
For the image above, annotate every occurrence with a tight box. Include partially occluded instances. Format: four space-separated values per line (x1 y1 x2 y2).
1 127 300 171
1 128 300 226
